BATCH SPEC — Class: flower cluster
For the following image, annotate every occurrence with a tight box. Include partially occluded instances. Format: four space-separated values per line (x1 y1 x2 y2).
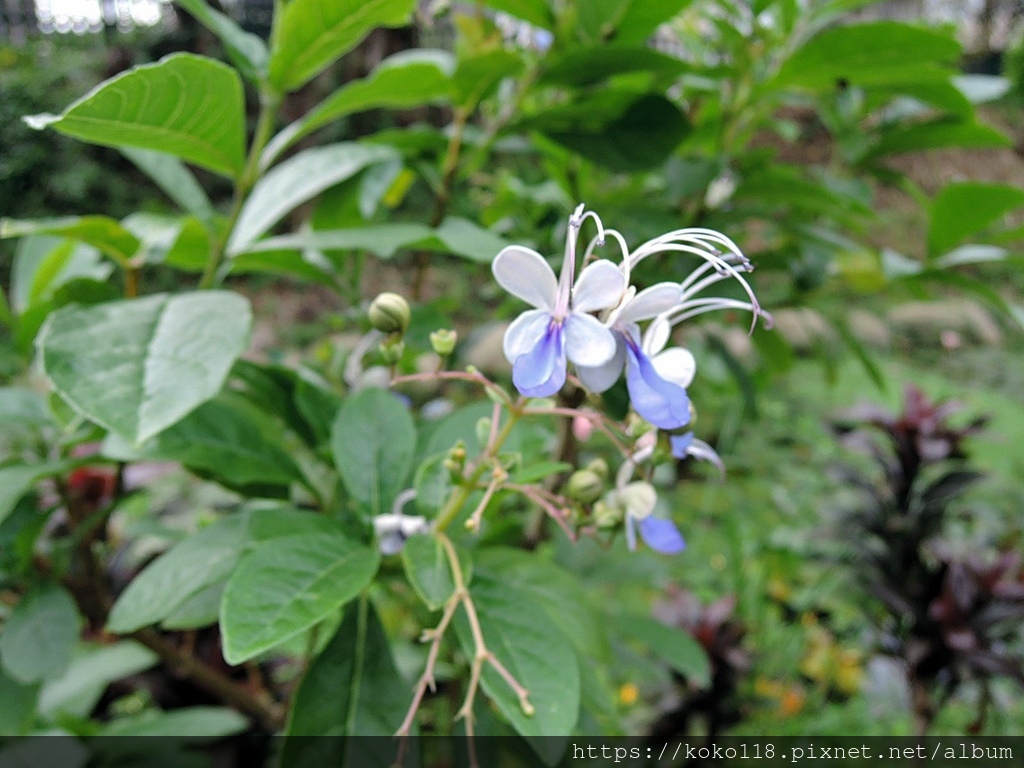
495 204 771 430
494 205 770 553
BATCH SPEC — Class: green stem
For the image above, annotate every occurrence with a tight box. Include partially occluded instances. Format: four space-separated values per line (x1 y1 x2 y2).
433 410 520 532
199 91 282 290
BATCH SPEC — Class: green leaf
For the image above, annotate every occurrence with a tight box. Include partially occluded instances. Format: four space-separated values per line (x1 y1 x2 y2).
484 0 553 28
247 506 345 542
540 45 687 87
106 514 249 634
227 143 399 255
0 669 38 736
1 216 140 265
927 182 1024 257
38 641 158 720
100 706 249 738
615 614 711 687
0 583 82 684
26 53 245 179
173 0 269 83
0 388 50 431
863 117 1010 162
775 22 960 90
268 0 417 92
476 548 608 661
262 50 454 168
453 49 525 109
0 461 76 527
282 599 406 763
401 535 455 610
578 0 692 44
331 388 416 517
38 292 252 444
454 574 580 738
220 532 380 664
103 395 307 497
521 91 689 172
120 148 217 224
9 236 113 316
412 452 452 516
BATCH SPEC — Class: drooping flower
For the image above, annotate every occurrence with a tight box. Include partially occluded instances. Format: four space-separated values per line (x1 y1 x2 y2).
495 205 626 397
606 434 685 555
669 430 725 477
374 489 429 555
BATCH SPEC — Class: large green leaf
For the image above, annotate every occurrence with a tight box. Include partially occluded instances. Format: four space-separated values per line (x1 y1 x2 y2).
520 91 689 172
267 0 417 92
331 387 416 517
1 216 140 264
540 45 687 87
103 395 307 497
0 583 82 684
120 148 217 224
863 117 1010 162
220 532 380 664
9 236 112 313
614 614 711 687
927 182 1024 257
0 388 49 431
401 534 455 611
262 50 454 168
454 574 580 739
281 599 407 767
0 461 77 527
26 54 246 179
106 514 249 634
226 143 399 255
0 669 38 736
173 0 268 83
38 641 158 719
242 218 509 264
38 292 252 444
99 706 248 738
578 0 692 44
775 21 960 90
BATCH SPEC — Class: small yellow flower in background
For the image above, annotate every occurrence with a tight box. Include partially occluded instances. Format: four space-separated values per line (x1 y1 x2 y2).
618 683 640 706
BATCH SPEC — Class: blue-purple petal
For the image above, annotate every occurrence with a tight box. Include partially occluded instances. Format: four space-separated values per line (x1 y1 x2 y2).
638 517 686 554
624 342 691 430
669 431 695 459
512 322 566 397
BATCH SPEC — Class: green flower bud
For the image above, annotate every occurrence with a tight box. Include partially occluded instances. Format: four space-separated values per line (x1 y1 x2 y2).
564 469 604 504
474 417 492 448
429 329 458 356
368 292 410 335
585 458 609 481
379 338 405 364
593 499 623 529
443 440 467 481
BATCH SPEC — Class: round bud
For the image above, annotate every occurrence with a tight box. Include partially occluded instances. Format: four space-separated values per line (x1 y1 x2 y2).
564 469 604 504
585 458 609 480
368 292 411 335
429 329 458 356
593 500 624 529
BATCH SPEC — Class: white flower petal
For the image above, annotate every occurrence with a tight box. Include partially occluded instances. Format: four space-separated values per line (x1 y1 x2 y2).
576 337 625 393
503 308 551 362
651 346 696 389
572 259 626 313
619 283 682 325
620 482 657 519
642 315 671 355
564 312 616 367
492 246 557 310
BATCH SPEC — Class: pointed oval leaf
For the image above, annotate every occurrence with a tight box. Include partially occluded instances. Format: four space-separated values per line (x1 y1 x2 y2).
1 216 140 264
26 54 245 179
268 0 417 92
0 583 82 684
220 532 381 664
173 0 268 83
106 514 249 634
928 182 1024 257
454 574 580 739
283 599 406 752
578 0 692 44
330 387 416 517
38 292 252 444
227 143 399 255
262 49 454 168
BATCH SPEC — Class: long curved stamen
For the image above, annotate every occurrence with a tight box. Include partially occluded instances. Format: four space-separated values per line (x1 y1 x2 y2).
660 298 775 329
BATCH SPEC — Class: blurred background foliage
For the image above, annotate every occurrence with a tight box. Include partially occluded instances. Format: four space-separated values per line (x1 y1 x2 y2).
1 0 1023 750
